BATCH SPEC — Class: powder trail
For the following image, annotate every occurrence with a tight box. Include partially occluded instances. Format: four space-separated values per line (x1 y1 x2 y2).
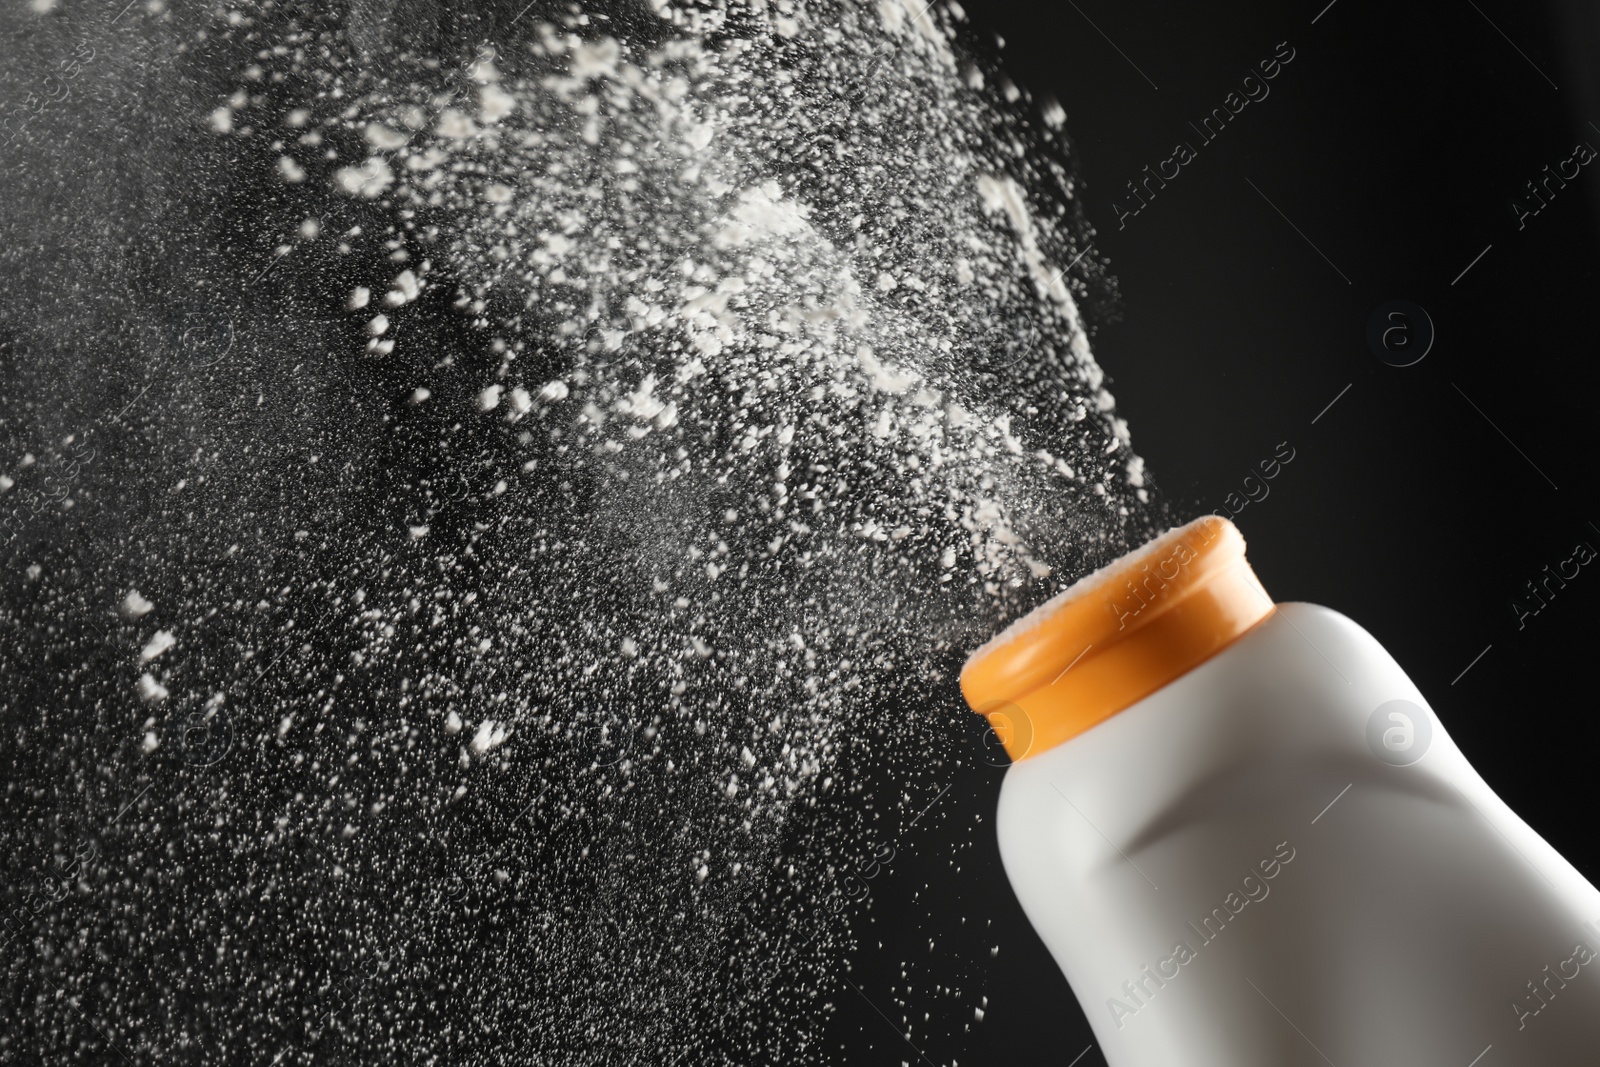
0 1 1158 1062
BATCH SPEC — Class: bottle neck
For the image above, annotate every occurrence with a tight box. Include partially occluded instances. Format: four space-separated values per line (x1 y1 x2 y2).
961 518 1274 762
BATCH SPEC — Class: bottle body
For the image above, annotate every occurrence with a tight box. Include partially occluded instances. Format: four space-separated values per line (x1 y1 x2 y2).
997 603 1600 1066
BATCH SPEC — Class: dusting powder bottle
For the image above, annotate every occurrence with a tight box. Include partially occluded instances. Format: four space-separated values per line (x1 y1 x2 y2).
960 517 1600 1065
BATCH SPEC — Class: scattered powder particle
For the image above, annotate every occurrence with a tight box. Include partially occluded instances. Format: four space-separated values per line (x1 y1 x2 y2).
0 4 1154 1066
384 269 421 306
363 122 408 150
436 108 477 139
481 83 517 123
333 158 395 198
468 719 509 754
136 673 168 704
120 590 155 619
139 630 175 663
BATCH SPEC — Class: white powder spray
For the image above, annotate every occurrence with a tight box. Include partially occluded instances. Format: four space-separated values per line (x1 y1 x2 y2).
0 1 1157 1063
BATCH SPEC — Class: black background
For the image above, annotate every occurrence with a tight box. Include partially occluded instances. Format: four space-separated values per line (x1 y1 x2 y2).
834 1 1600 1063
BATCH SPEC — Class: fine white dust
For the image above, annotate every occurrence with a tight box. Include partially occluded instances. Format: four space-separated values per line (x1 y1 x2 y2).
0 0 1159 1063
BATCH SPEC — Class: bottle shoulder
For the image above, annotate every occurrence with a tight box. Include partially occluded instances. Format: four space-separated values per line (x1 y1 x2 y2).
995 601 1422 820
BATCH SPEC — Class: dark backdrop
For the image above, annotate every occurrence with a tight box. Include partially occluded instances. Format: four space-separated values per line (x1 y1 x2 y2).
833 1 1600 1062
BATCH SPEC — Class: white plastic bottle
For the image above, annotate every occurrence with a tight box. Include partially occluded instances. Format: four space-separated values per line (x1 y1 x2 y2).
960 517 1600 1066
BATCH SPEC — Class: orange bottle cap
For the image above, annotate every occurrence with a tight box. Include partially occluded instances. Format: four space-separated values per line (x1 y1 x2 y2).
959 516 1274 761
